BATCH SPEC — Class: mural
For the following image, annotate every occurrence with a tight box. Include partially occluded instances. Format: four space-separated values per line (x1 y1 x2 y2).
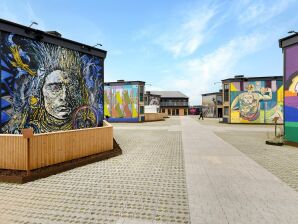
230 80 283 123
104 85 138 122
0 32 104 133
284 45 298 142
202 94 217 118
148 95 160 106
188 106 201 115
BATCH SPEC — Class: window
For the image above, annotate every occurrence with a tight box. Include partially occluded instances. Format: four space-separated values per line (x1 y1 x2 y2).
139 86 144 102
224 107 229 116
224 84 229 102
162 109 165 113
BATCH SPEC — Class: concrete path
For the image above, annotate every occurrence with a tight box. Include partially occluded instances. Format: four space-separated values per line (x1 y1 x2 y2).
181 116 298 224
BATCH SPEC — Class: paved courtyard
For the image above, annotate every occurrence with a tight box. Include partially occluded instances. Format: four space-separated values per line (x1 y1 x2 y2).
0 117 297 224
0 117 189 224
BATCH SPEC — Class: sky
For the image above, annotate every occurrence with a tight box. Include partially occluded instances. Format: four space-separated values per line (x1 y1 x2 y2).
1 0 298 105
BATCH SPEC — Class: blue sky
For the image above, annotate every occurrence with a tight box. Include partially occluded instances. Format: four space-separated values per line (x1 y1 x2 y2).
1 0 298 104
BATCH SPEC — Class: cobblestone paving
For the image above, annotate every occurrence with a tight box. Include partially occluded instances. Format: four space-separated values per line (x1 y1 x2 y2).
0 118 189 224
215 130 298 192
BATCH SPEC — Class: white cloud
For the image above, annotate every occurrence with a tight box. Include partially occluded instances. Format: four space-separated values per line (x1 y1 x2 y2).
156 4 218 57
238 0 294 25
157 33 268 105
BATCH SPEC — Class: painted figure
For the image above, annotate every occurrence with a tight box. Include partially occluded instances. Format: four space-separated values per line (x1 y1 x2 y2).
285 72 298 94
1 33 103 133
231 84 272 121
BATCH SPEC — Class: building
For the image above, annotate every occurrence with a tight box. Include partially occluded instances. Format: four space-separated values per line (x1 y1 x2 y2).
144 91 161 113
104 80 145 122
0 19 107 133
150 91 189 116
201 91 223 118
188 105 202 115
279 33 298 145
221 75 283 124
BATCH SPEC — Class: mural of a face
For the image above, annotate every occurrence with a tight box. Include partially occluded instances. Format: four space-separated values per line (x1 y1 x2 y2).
42 70 75 119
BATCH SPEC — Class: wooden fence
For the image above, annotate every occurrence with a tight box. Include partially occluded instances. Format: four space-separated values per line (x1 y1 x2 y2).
0 121 113 171
144 113 165 122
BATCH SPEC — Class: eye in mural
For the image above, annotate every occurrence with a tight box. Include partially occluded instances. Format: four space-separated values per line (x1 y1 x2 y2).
104 85 138 122
230 81 283 123
0 32 103 133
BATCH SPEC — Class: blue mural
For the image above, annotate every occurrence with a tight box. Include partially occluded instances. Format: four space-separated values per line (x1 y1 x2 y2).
0 32 104 133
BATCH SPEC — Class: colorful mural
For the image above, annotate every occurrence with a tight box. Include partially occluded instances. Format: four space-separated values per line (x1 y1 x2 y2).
230 80 283 123
188 107 201 115
0 32 104 133
284 45 298 143
104 85 138 122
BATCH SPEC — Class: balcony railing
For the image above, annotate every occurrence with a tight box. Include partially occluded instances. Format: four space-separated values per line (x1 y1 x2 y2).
160 102 189 107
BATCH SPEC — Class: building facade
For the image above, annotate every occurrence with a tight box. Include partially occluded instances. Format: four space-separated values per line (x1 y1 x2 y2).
279 34 298 145
150 91 189 116
222 75 283 124
0 19 106 134
201 91 223 118
104 80 145 122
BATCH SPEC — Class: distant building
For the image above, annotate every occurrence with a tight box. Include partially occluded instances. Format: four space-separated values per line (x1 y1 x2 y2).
221 75 283 124
201 91 223 118
279 33 298 145
144 91 161 113
150 91 189 116
188 105 202 115
104 80 145 122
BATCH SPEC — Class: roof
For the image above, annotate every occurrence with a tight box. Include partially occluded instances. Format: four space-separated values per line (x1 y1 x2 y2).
279 33 298 48
150 91 188 99
144 91 161 97
104 80 145 86
201 92 222 96
222 76 282 82
0 18 107 58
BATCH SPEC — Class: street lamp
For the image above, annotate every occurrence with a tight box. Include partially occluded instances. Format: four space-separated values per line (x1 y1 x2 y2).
29 21 38 28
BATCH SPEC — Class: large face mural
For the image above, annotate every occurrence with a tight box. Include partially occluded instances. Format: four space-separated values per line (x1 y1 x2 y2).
104 85 138 121
284 45 298 143
230 80 283 123
0 32 104 133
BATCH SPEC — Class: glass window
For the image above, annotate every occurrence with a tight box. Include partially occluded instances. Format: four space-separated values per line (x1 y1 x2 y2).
224 107 229 116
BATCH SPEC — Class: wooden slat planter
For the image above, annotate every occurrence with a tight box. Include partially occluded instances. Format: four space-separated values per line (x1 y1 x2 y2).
144 113 165 122
0 121 113 171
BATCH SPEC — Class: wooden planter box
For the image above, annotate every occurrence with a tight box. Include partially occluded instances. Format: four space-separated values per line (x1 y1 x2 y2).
144 113 165 122
0 121 113 171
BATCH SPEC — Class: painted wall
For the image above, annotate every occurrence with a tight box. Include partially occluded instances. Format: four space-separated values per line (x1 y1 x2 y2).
188 107 201 115
147 95 160 106
104 84 139 122
230 80 283 123
0 32 103 133
202 94 217 117
284 45 298 143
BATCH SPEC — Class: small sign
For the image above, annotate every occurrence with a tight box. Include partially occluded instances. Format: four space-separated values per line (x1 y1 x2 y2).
21 128 34 139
